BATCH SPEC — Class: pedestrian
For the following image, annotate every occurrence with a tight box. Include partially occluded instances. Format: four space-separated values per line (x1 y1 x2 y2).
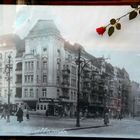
81 109 88 120
1 108 6 119
118 113 122 120
26 109 30 120
104 112 109 126
16 107 23 123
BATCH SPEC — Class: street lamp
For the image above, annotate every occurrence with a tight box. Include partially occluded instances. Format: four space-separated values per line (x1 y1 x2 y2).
5 54 12 122
75 45 110 127
75 47 81 127
75 46 95 127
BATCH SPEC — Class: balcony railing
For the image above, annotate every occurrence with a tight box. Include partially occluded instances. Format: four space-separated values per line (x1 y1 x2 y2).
83 67 91 72
15 81 22 84
59 95 69 99
15 67 22 71
62 69 70 76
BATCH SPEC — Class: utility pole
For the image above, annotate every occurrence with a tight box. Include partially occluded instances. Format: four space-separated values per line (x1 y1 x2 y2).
76 48 81 127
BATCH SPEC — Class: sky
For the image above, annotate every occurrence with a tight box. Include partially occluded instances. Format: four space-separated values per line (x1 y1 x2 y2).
0 5 140 83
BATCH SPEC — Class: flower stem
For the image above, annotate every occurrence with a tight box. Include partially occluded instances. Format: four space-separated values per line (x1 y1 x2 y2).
105 7 140 28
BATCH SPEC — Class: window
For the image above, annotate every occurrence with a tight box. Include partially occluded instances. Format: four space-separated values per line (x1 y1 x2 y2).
28 62 30 71
71 79 76 87
42 88 47 97
44 105 46 110
24 89 28 97
10 89 12 97
24 75 27 83
4 90 7 98
74 92 76 100
36 88 38 98
31 61 34 70
31 49 35 54
68 54 72 61
0 89 1 97
25 62 27 71
37 75 39 83
71 66 76 75
29 89 34 97
37 105 39 110
41 105 43 110
71 92 73 100
27 75 30 83
43 74 47 83
37 61 39 69
43 48 47 52
31 75 33 82
43 61 47 69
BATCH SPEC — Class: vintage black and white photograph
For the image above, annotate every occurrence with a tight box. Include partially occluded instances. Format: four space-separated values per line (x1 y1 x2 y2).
0 5 140 138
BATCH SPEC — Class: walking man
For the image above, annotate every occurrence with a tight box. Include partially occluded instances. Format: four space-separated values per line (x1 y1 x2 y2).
16 107 23 123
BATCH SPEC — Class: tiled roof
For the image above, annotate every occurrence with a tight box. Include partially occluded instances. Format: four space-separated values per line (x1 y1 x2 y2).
27 20 61 38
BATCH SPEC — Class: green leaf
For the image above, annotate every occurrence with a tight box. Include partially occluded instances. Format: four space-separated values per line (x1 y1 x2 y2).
116 23 121 30
129 10 138 20
131 5 138 8
110 18 116 25
108 26 114 36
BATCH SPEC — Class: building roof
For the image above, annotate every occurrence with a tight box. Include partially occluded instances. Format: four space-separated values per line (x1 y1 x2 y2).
27 20 61 38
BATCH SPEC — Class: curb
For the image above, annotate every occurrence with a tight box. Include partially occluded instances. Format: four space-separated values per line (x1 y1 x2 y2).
64 124 111 131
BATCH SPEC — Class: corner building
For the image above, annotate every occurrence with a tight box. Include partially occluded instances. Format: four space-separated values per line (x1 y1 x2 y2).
16 20 77 115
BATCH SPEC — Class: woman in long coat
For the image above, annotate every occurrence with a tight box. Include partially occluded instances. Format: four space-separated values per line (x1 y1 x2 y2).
16 107 23 123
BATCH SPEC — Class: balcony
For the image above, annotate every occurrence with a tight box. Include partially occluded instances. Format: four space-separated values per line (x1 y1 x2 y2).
83 77 91 82
61 81 70 89
15 67 22 71
59 95 69 99
62 69 70 77
83 87 90 93
15 81 22 87
15 67 22 75
83 67 91 73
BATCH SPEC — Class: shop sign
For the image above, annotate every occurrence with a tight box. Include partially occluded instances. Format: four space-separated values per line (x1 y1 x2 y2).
39 98 59 103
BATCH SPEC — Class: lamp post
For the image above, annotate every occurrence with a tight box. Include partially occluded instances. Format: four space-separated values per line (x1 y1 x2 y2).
75 47 94 127
5 54 12 123
75 48 81 127
75 46 109 127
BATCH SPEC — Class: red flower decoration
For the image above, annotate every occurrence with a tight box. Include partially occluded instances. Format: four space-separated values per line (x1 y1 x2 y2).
96 27 106 35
